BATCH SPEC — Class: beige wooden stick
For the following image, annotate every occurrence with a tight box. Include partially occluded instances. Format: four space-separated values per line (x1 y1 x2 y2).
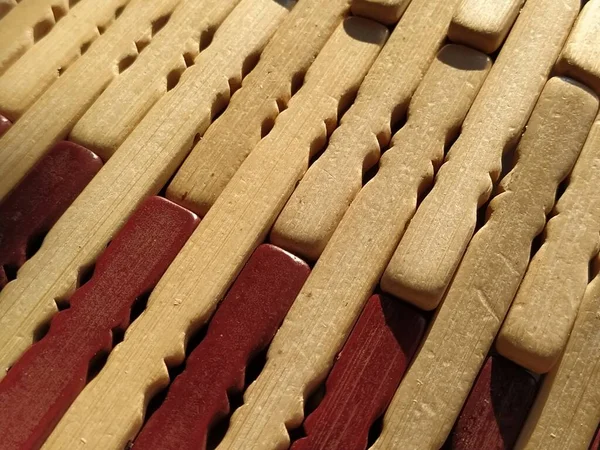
381 0 580 311
556 0 600 94
218 45 489 450
68 0 244 160
0 0 294 378
515 257 600 450
372 77 597 450
350 0 410 25
166 0 350 216
0 0 70 75
0 0 133 121
269 0 462 261
448 0 524 53
0 0 18 20
497 116 600 374
43 18 385 449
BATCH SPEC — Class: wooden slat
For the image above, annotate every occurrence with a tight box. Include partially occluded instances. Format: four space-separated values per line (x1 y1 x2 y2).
41 16 384 449
218 45 489 449
381 0 581 311
0 0 132 121
515 256 600 449
68 0 243 160
0 0 292 378
134 244 309 450
270 0 463 261
556 0 600 94
0 196 198 450
166 0 350 216
448 0 524 53
0 0 182 200
0 0 18 20
497 115 600 374
372 77 597 450
350 0 410 25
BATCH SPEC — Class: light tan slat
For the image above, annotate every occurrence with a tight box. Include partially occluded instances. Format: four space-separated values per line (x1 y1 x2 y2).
556 0 600 94
269 0 461 261
497 116 600 374
0 0 18 20
372 77 598 450
219 45 489 450
448 0 524 53
0 0 183 201
515 259 600 450
381 0 580 311
0 0 69 75
0 0 132 121
43 17 385 449
68 0 243 160
166 0 350 216
0 0 294 378
350 0 410 25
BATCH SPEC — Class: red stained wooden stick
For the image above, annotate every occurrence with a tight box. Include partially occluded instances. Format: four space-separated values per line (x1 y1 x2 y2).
0 114 11 136
0 196 199 450
591 426 600 450
0 141 102 288
291 294 426 450
134 244 310 450
449 355 538 450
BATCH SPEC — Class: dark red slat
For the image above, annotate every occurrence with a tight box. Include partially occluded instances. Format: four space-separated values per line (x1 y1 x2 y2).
134 244 310 450
591 426 600 450
292 294 426 450
0 141 102 288
0 196 199 450
448 355 538 450
0 114 11 136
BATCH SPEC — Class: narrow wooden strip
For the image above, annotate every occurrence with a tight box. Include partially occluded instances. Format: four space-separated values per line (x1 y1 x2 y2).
0 114 11 136
134 244 310 450
497 115 600 374
448 356 538 450
556 0 600 94
448 0 524 53
0 0 292 378
0 196 198 450
291 295 426 450
0 141 102 289
269 0 463 261
0 0 132 121
68 0 242 160
0 0 182 200
592 427 600 450
515 258 600 449
0 0 17 20
0 0 69 75
166 0 350 216
381 0 581 311
372 77 597 450
218 45 488 449
42 16 383 450
350 0 410 25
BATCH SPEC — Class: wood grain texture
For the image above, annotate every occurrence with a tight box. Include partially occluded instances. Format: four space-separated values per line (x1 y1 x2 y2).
166 0 350 216
515 257 600 450
270 0 463 261
0 196 198 450
0 0 132 121
134 244 309 450
0 0 70 75
448 356 538 450
371 77 598 450
41 17 383 450
381 0 581 311
448 0 524 53
497 115 600 374
350 0 410 25
68 0 243 160
218 45 488 450
556 0 600 94
0 0 182 200
0 141 102 289
291 295 426 450
0 0 292 380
